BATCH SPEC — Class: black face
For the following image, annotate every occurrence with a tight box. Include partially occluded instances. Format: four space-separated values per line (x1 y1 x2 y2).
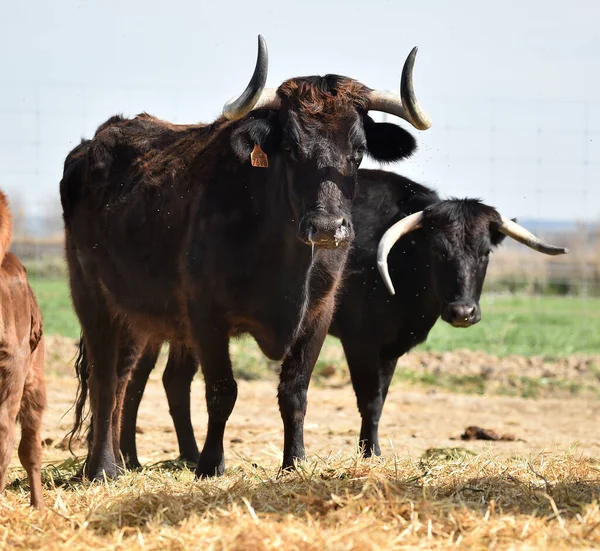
280 108 366 249
421 201 508 328
230 82 417 249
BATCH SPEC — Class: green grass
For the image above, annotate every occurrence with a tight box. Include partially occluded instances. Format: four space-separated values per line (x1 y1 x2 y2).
30 278 80 339
29 278 600 357
393 368 591 399
418 294 600 357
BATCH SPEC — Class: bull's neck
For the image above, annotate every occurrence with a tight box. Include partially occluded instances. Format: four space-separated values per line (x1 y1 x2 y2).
393 236 440 312
423 244 443 314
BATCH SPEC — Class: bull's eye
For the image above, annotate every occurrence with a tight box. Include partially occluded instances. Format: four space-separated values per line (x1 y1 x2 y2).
479 250 491 262
282 144 294 155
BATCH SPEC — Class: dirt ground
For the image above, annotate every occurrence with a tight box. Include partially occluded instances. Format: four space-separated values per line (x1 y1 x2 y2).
19 336 600 471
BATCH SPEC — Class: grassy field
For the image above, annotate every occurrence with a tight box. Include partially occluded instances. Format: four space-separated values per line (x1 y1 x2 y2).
30 277 600 357
422 294 600 357
32 279 81 339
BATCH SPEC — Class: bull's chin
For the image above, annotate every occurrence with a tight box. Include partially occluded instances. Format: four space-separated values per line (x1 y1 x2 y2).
451 320 475 328
298 237 350 250
444 318 480 328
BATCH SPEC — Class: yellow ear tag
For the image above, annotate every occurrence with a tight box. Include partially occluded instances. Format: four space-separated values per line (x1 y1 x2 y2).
250 144 269 168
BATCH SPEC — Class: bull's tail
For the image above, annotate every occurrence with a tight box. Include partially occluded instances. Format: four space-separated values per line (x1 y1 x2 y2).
67 336 90 454
0 190 13 263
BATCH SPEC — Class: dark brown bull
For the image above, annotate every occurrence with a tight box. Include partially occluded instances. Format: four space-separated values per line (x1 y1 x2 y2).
0 191 46 508
62 35 432 479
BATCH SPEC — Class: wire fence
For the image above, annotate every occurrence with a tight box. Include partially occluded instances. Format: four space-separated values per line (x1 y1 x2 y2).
2 82 599 341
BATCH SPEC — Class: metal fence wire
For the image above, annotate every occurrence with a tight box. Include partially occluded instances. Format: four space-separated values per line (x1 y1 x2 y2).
3 84 599 326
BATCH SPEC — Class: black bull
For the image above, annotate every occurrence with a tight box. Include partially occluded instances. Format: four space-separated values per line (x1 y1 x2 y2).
62 36 433 480
117 168 568 467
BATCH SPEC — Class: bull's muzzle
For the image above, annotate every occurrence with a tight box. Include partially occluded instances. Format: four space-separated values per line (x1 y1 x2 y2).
298 214 353 249
442 301 481 328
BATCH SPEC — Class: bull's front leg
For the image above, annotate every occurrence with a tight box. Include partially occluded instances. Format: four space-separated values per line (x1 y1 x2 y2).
278 304 333 471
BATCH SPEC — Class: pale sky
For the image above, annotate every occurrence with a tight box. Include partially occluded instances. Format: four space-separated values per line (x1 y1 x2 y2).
1 0 599 221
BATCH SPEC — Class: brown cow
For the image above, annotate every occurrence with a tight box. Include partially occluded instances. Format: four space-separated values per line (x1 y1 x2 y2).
62 35 432 480
0 191 46 509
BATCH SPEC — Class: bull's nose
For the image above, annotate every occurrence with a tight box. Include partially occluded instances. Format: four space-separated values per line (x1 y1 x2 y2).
332 218 350 240
298 215 353 248
443 302 480 328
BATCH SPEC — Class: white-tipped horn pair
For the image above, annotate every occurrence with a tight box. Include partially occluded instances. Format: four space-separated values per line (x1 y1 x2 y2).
222 36 432 131
377 212 569 296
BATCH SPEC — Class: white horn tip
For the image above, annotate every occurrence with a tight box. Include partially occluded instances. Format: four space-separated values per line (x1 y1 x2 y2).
416 118 432 131
377 260 396 296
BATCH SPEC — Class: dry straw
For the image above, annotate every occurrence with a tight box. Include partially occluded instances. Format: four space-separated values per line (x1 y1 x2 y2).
3 449 600 550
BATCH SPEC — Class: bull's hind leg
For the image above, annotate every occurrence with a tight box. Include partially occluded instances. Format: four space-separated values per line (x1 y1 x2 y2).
278 307 333 471
73 307 119 479
120 344 160 469
343 339 398 457
163 345 200 465
84 329 119 480
188 306 237 478
112 334 147 471
18 340 46 509
68 249 120 480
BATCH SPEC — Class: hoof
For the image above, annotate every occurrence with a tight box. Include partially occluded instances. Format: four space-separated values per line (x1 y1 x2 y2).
30 498 45 511
195 454 225 479
277 465 295 479
85 463 119 482
358 439 381 458
124 459 143 471
361 447 381 458
279 454 305 476
177 454 199 469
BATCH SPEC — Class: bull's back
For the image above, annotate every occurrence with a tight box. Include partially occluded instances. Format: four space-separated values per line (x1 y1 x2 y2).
60 115 210 331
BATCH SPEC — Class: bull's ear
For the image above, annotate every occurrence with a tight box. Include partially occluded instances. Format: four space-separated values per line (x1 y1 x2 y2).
363 115 417 163
230 115 281 163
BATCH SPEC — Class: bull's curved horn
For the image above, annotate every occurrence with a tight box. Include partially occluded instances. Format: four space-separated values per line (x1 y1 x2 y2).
377 211 424 296
222 35 281 121
498 216 569 255
368 47 432 131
